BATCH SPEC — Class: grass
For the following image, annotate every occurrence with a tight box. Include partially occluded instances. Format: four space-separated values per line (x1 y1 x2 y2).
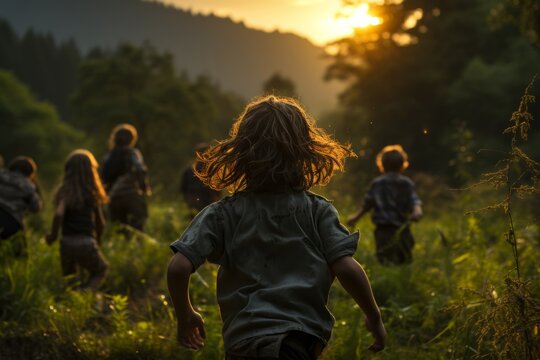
0 187 539 359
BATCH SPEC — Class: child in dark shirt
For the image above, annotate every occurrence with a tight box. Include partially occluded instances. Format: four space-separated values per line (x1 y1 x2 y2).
167 96 386 359
100 124 151 231
347 144 422 265
0 157 42 250
46 150 109 291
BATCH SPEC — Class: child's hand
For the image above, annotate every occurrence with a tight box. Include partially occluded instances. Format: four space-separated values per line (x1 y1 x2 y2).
177 309 206 350
365 316 386 353
45 233 55 245
410 205 423 222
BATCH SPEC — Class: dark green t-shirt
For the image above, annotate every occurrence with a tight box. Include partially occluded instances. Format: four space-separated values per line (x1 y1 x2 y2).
170 190 359 351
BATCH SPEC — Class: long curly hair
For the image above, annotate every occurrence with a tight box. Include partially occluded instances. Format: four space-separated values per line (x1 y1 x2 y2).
54 149 109 208
195 95 356 192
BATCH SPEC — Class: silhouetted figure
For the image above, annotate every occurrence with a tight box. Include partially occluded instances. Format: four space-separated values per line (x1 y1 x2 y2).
0 156 42 255
100 124 151 231
46 150 109 292
180 143 221 216
348 145 423 265
167 96 386 358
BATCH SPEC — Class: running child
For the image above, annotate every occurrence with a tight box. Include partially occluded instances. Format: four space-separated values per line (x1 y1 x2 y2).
347 144 422 265
46 150 109 291
0 156 42 255
167 96 386 359
100 124 151 231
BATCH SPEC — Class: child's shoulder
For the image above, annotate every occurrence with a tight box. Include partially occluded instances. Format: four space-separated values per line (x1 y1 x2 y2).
305 190 333 205
0 171 34 192
375 173 415 185
221 190 333 210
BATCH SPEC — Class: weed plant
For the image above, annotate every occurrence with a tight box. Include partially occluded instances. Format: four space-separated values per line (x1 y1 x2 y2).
449 79 540 360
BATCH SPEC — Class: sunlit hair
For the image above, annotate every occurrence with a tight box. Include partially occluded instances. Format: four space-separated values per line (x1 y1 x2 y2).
54 149 109 209
108 123 138 150
195 95 356 192
376 144 409 173
8 156 37 179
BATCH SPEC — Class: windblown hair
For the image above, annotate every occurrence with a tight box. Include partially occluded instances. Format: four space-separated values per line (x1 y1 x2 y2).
108 123 138 150
376 144 409 173
54 149 108 209
8 156 37 179
195 95 356 192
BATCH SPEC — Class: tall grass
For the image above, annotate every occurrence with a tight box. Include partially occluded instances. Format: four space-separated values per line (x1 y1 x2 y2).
450 79 540 360
1 116 540 359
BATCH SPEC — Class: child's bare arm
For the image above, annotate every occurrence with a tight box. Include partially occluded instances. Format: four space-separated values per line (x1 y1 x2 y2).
94 206 105 244
46 200 65 245
346 209 368 227
331 256 386 352
167 252 206 350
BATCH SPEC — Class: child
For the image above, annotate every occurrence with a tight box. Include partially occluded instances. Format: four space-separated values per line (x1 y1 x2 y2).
167 96 386 359
180 143 221 217
0 156 42 247
347 145 423 265
46 150 109 291
100 124 151 231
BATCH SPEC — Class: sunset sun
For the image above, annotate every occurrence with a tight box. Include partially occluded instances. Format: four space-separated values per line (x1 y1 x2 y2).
333 3 382 38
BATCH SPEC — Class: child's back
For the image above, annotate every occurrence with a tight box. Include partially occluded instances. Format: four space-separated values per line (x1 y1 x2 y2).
100 124 150 231
0 157 41 242
46 150 109 291
171 190 357 351
348 145 422 265
365 172 420 227
167 96 386 359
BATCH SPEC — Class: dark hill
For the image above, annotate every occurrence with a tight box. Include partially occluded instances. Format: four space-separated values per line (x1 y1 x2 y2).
0 0 342 113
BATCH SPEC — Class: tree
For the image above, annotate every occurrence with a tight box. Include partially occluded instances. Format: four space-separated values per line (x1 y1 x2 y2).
262 73 298 98
326 0 540 184
491 0 540 48
0 19 81 119
0 69 83 183
70 43 243 189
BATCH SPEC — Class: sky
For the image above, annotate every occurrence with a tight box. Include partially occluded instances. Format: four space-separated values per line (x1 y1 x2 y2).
154 0 366 46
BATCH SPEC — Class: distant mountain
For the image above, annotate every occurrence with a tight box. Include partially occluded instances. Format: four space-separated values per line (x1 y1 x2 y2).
0 0 342 114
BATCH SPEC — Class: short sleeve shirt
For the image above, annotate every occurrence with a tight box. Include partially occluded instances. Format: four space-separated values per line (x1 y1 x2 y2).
170 190 358 351
0 171 41 225
362 173 421 226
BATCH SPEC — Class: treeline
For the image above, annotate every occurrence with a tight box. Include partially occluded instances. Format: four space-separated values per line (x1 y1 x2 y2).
324 0 540 190
0 18 244 190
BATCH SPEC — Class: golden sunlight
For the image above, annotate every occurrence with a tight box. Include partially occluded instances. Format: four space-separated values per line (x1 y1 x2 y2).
333 3 382 38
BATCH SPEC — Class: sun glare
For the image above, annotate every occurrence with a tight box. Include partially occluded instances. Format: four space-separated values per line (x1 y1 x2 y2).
334 3 382 37
330 3 382 41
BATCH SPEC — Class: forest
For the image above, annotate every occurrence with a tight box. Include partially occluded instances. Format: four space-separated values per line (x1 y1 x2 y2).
1 0 540 359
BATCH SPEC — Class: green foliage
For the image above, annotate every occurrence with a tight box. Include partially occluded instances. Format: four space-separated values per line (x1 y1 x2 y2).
1 189 538 359
491 0 540 48
0 69 83 184
0 18 81 118
451 80 540 360
262 73 298 98
327 0 540 185
70 43 244 190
